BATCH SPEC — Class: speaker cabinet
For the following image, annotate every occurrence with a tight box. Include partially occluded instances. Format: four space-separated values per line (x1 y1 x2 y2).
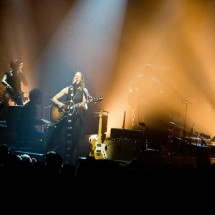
106 138 142 161
110 128 143 140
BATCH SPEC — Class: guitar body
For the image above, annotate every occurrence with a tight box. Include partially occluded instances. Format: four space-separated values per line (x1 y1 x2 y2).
89 136 97 157
50 96 103 123
91 138 107 159
50 105 65 123
4 88 28 104
89 109 107 159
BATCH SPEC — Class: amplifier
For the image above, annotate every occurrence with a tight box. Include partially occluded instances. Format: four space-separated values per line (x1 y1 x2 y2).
106 138 143 161
110 128 144 141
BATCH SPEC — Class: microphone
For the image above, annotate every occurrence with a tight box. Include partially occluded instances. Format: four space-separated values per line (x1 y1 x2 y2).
73 79 76 85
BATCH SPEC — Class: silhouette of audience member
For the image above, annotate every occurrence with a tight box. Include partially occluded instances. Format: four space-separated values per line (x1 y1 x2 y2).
20 154 34 167
17 88 48 152
196 149 211 173
44 151 63 178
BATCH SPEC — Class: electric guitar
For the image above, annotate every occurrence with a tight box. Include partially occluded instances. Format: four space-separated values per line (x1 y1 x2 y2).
89 109 107 159
5 87 28 103
50 96 103 123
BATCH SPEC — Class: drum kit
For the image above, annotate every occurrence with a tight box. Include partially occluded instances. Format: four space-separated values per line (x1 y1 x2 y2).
159 118 212 155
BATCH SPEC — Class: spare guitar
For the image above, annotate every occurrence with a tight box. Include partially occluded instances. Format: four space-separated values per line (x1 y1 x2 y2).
50 96 103 123
89 109 107 159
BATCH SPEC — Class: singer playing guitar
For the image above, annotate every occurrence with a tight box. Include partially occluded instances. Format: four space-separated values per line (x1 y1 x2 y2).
51 71 93 166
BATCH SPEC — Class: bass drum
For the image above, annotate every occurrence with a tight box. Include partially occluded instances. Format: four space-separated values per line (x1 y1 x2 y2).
170 137 187 155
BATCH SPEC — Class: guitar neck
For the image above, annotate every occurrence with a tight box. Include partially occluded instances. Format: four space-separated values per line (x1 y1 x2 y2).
97 110 103 143
69 98 94 109
50 97 102 123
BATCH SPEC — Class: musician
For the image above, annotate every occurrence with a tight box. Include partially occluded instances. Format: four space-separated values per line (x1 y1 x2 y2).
51 71 92 166
1 59 28 105
17 88 48 152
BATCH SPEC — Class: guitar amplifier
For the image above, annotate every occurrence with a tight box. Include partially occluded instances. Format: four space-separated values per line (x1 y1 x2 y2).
106 138 142 161
110 128 144 141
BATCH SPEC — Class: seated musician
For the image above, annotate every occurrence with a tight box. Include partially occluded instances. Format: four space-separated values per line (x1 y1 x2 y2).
17 88 49 150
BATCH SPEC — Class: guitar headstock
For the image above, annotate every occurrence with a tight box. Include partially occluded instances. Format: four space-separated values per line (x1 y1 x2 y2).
92 96 103 103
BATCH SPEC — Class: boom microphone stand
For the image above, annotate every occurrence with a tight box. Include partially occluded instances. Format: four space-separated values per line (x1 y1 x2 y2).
181 99 191 154
139 122 148 153
182 99 191 140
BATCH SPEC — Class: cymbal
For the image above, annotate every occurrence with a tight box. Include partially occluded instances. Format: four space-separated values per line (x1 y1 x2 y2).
159 120 185 131
186 137 201 140
159 120 176 125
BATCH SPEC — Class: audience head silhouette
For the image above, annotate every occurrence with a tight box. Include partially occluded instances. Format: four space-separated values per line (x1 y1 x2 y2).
29 88 43 105
45 151 63 170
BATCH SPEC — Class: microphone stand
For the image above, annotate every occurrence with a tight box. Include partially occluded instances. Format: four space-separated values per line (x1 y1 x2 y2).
182 99 191 154
139 122 148 154
122 111 126 129
182 99 191 140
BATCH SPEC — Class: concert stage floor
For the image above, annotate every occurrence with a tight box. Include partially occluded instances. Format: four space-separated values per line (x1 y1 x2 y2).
1 125 215 169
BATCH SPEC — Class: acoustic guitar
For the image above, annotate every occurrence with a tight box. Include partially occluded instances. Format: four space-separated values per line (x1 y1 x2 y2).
50 96 103 123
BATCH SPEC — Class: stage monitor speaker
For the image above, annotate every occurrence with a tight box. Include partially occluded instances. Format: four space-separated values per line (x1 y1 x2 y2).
106 138 142 161
110 128 144 141
7 105 23 131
